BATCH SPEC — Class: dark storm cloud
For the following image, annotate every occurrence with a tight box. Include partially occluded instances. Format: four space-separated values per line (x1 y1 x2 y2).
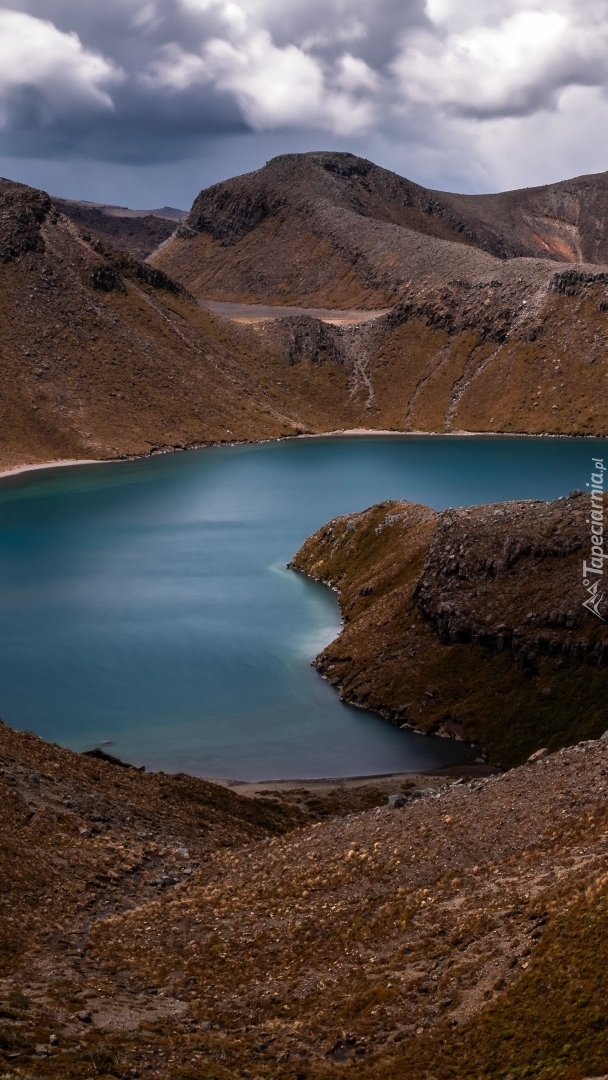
2 0 608 193
0 0 429 162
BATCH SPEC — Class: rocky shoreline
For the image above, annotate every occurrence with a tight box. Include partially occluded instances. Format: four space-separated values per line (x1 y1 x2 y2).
290 492 608 767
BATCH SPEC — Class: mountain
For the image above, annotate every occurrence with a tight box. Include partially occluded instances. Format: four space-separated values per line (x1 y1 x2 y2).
52 197 185 260
151 152 608 437
151 151 608 306
0 177 362 472
3 155 608 474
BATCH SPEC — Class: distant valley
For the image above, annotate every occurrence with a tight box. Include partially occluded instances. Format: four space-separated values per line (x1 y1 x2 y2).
52 198 186 260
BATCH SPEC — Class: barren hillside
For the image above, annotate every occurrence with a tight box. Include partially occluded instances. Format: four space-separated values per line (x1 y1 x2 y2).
152 152 608 306
150 152 608 437
2 714 608 1079
3 159 608 470
0 178 369 471
150 151 513 307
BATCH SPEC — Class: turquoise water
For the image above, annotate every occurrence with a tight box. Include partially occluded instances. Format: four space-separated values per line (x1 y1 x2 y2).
0 435 604 779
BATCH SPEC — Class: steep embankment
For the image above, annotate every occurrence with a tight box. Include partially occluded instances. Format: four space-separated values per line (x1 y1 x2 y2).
290 495 608 767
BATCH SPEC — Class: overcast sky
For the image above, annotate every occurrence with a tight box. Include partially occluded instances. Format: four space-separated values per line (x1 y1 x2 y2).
2 0 608 209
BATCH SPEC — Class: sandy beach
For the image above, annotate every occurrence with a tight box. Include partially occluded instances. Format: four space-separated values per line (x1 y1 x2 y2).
0 457 103 481
211 762 497 800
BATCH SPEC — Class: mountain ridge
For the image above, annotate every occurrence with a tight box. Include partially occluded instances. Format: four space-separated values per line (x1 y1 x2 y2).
3 154 608 473
153 151 608 307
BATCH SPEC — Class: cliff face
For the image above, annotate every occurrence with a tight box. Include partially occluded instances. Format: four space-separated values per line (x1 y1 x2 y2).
290 494 608 767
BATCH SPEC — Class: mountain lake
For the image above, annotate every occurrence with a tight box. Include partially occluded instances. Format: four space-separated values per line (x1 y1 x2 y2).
0 434 604 779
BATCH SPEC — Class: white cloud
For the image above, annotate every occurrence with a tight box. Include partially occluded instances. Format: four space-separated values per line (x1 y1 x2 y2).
147 27 378 135
4 0 608 194
335 54 379 93
0 8 122 126
393 7 608 118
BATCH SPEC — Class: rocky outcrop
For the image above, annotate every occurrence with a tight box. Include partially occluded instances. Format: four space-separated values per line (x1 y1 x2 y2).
290 494 608 766
0 179 51 263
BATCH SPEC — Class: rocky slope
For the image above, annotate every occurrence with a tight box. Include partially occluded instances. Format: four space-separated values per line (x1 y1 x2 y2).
3 157 608 471
152 152 608 306
86 735 608 1080
0 178 372 471
150 152 608 437
290 494 608 767
52 199 184 261
3 714 608 1079
150 151 534 308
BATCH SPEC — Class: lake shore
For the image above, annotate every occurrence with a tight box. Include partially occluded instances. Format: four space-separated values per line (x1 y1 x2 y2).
0 457 103 480
212 762 498 800
0 427 591 484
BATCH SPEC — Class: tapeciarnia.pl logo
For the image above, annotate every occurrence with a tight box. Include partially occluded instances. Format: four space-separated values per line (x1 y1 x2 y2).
582 457 606 620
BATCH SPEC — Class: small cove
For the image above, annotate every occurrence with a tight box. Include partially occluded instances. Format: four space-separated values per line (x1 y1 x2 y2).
0 434 604 780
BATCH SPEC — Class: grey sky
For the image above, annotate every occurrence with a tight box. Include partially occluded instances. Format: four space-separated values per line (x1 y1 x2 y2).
1 0 608 208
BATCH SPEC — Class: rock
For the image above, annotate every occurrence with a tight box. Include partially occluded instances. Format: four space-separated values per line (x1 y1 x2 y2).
387 793 408 808
49 1035 58 1046
35 1044 50 1056
74 1010 92 1023
601 731 608 740
527 748 549 763
200 1020 211 1031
